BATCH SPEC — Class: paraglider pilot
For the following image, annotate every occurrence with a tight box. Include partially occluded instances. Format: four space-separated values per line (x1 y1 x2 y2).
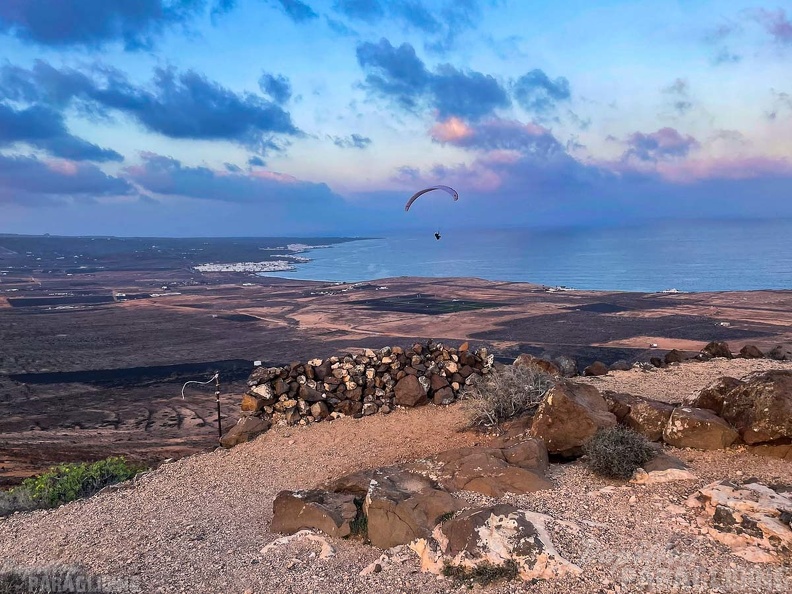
434 232 441 240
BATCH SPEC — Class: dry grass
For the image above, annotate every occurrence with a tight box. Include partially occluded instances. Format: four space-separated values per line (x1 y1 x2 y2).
461 364 554 427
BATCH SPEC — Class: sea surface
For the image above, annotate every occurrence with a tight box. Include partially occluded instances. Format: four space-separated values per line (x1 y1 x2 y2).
261 219 792 293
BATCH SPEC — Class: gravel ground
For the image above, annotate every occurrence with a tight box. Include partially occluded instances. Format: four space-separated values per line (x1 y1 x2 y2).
1 359 790 594
576 357 792 403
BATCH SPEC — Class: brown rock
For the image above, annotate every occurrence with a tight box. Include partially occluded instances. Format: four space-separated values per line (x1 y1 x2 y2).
624 398 676 442
241 393 268 413
501 438 549 473
609 360 631 372
685 376 744 415
747 443 792 461
530 382 617 456
220 415 271 448
394 374 428 407
458 341 469 352
602 391 637 422
271 490 358 537
410 504 581 582
363 469 464 549
583 361 609 376
739 344 764 359
334 400 362 416
702 341 733 359
553 355 578 378
429 373 450 392
719 370 792 444
432 387 454 405
663 407 739 450
767 344 792 361
428 447 552 497
310 401 329 420
664 349 693 364
284 407 301 425
513 354 562 377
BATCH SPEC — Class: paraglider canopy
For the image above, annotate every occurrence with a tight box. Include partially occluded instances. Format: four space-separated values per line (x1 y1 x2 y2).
404 185 459 212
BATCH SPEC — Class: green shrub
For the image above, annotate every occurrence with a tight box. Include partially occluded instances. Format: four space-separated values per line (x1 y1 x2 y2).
442 560 519 586
583 426 656 479
20 457 142 509
461 364 554 427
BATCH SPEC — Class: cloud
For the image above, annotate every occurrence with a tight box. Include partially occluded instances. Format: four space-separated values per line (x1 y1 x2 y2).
712 47 741 65
333 0 385 23
330 0 488 53
431 117 563 158
512 69 571 115
0 0 204 50
269 0 318 22
766 90 792 120
623 128 699 162
356 38 509 119
387 0 439 32
0 61 298 152
258 72 292 104
752 8 792 45
0 154 134 205
0 103 123 161
331 133 372 148
248 155 266 166
124 153 342 207
662 78 693 115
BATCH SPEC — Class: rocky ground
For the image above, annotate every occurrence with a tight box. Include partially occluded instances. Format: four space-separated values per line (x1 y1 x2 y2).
1 358 790 594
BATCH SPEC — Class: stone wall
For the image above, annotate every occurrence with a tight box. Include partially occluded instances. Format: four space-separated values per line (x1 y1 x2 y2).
241 340 493 427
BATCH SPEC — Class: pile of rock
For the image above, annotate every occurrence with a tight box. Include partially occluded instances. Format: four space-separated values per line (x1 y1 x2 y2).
222 341 493 447
269 436 582 583
649 341 791 369
596 370 792 458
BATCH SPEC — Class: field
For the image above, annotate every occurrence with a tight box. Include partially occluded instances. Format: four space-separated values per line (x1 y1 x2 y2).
1 234 791 486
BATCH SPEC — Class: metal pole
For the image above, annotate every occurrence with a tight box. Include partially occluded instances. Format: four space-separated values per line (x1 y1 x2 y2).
215 372 222 443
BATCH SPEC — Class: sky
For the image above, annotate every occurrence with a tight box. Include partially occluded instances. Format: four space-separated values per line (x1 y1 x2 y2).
0 0 791 236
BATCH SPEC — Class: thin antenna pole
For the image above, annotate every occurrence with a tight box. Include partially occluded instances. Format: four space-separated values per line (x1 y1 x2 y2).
214 371 222 443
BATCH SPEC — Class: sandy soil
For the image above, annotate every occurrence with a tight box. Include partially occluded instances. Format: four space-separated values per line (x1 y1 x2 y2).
1 359 790 594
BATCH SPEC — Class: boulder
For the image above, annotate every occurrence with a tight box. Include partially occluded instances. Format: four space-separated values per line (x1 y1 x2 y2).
739 344 764 359
601 391 636 422
767 344 792 361
423 446 552 497
241 393 268 413
530 382 617 456
685 376 744 415
719 370 792 445
363 469 465 549
631 452 697 484
271 490 358 538
583 361 609 376
310 401 329 420
664 349 693 365
513 354 562 377
609 360 631 372
701 341 733 359
220 415 270 448
394 374 428 407
553 355 578 378
747 443 792 462
623 398 676 442
663 407 739 450
686 481 792 563
334 400 362 416
501 438 549 474
602 391 673 441
409 505 582 582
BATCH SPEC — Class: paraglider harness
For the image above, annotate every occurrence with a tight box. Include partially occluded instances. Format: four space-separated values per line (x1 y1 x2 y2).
434 232 442 240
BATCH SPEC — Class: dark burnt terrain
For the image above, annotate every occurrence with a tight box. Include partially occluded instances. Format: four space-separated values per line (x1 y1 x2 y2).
1 234 791 486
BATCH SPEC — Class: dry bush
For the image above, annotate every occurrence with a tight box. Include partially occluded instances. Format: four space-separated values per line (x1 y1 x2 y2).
583 426 656 479
461 364 554 427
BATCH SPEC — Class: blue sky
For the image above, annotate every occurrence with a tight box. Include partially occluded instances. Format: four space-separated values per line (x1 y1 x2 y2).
1 0 790 236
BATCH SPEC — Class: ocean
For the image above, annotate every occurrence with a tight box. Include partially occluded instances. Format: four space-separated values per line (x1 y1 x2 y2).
261 219 792 292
